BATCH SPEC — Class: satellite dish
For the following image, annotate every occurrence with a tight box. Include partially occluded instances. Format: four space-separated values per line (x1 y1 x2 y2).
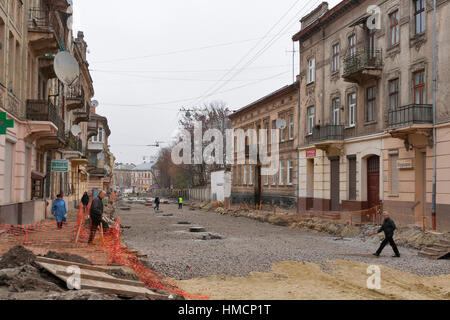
92 100 99 108
276 119 287 130
54 51 79 86
97 153 105 161
66 15 73 29
71 125 81 136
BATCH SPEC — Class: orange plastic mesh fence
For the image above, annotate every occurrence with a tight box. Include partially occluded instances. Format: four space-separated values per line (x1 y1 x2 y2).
229 204 434 229
0 207 208 300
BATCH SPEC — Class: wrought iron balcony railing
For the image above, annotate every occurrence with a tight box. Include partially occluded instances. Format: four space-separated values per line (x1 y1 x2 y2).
28 7 50 28
343 49 383 78
26 99 65 139
311 125 345 143
67 77 84 100
388 104 433 129
65 132 83 153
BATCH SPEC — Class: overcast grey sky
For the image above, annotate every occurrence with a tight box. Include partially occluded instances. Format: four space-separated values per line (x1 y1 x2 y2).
72 0 340 165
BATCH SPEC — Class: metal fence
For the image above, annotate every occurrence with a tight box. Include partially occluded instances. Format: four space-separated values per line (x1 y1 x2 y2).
343 49 383 76
388 104 433 129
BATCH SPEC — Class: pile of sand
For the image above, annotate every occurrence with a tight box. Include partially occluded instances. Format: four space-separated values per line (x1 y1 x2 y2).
175 260 450 300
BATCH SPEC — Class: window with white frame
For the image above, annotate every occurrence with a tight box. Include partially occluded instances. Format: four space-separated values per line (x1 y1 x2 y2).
332 43 340 72
264 170 269 185
307 107 315 135
287 160 294 185
91 127 104 143
279 161 284 185
249 166 254 185
272 171 277 186
348 93 356 127
332 98 340 125
280 116 285 142
288 114 294 140
307 58 315 84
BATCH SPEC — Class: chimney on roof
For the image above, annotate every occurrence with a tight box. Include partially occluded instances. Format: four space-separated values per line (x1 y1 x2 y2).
300 2 329 30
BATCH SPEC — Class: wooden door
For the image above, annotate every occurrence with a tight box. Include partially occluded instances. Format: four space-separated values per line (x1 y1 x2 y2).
367 156 380 209
330 158 340 211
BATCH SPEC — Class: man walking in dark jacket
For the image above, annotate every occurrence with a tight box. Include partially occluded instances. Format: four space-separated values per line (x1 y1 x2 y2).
81 192 90 214
370 212 401 258
88 191 106 244
154 197 160 211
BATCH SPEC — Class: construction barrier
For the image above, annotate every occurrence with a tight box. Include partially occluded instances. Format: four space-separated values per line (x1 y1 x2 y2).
0 203 208 300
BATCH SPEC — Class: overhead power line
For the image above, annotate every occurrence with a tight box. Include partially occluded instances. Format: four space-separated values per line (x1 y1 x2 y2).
90 30 298 64
89 63 297 74
191 0 306 107
100 71 288 109
197 0 321 103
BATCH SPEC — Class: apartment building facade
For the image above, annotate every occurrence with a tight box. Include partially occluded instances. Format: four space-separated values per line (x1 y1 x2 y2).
230 83 299 209
131 162 156 193
293 0 450 231
0 0 114 223
114 163 136 192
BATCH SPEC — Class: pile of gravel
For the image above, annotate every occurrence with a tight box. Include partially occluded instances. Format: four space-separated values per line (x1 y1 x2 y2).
0 246 36 269
43 251 93 265
106 269 140 281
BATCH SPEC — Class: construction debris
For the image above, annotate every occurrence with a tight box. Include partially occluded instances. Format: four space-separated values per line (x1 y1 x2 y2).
194 202 450 253
0 246 169 300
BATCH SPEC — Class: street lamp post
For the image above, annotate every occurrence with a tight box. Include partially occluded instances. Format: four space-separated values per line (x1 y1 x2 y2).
431 0 437 231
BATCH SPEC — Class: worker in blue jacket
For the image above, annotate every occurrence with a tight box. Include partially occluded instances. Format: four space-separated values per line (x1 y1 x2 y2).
52 194 67 229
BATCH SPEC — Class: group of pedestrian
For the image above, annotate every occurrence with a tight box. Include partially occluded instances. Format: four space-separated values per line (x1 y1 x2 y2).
53 191 401 257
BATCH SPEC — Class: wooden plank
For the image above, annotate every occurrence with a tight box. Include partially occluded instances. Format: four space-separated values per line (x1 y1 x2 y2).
55 270 145 288
36 256 111 272
36 258 166 299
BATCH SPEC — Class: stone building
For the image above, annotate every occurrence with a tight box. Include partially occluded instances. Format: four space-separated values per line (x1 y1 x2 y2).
293 0 450 231
114 163 136 192
230 83 299 209
131 162 156 193
0 0 114 222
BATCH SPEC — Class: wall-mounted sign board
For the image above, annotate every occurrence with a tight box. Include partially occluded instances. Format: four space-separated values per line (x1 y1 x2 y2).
0 112 14 135
51 160 69 172
306 149 317 158
397 159 414 170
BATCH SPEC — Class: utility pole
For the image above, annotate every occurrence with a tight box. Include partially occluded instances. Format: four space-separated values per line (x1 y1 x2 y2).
286 43 297 83
431 0 437 230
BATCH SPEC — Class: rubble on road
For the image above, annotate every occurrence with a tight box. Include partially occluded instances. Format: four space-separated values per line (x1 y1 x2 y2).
192 202 450 251
0 246 166 300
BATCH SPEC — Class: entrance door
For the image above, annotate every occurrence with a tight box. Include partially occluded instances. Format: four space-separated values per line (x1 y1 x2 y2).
330 158 340 211
367 156 380 209
255 165 262 206
4 141 13 204
306 159 314 210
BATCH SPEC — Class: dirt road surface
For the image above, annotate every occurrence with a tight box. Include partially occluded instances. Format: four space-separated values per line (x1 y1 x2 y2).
119 203 450 300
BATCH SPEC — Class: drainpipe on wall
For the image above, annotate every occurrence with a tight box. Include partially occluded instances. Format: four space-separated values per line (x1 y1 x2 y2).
296 37 302 215
431 0 437 231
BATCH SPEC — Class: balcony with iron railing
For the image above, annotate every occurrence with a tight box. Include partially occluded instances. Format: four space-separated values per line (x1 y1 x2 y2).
26 100 65 140
343 48 383 83
28 7 63 55
67 78 85 111
65 132 83 154
311 125 344 143
388 104 433 130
